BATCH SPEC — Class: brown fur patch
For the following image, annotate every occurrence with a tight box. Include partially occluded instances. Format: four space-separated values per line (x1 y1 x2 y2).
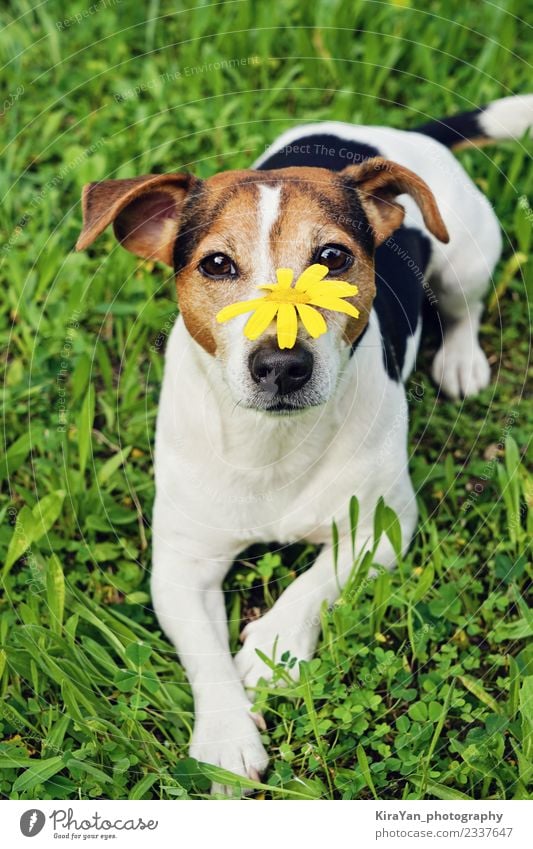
76 173 194 264
340 158 449 245
176 181 261 355
174 168 378 355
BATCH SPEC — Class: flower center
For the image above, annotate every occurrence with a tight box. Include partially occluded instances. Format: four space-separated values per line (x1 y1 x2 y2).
264 288 308 304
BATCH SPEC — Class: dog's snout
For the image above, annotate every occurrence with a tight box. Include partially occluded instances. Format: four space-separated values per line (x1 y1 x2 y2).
249 342 314 396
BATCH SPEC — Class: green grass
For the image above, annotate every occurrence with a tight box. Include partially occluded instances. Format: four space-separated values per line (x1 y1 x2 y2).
0 0 532 800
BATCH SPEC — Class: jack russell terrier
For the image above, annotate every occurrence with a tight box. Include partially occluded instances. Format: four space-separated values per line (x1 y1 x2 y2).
77 94 532 789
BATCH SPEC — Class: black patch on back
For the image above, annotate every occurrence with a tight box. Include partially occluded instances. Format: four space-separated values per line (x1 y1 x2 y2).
361 226 432 378
414 107 484 149
257 133 380 172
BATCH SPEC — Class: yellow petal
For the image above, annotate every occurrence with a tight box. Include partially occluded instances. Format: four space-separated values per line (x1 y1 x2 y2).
276 303 298 349
294 263 328 292
243 302 279 340
304 281 359 298
296 303 328 338
216 298 267 323
276 268 294 289
307 295 360 319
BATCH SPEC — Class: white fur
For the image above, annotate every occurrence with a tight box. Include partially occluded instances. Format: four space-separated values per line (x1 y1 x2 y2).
151 118 505 790
256 183 281 280
478 94 533 141
402 321 421 381
152 312 416 791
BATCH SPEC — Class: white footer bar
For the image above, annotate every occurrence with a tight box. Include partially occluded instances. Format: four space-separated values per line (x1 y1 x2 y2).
2 799 531 847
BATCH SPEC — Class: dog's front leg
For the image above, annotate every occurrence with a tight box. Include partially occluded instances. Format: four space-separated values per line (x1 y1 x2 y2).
151 532 268 788
235 522 412 691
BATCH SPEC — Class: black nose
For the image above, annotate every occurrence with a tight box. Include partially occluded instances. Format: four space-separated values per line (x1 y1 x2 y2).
249 341 314 396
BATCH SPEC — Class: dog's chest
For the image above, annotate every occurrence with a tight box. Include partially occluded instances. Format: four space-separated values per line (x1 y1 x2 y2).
156 320 410 547
160 413 390 545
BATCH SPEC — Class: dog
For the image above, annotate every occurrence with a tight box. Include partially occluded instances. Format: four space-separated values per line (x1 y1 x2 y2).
77 94 532 788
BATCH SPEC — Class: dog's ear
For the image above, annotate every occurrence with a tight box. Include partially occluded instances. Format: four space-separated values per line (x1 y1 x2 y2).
340 157 449 246
76 172 196 266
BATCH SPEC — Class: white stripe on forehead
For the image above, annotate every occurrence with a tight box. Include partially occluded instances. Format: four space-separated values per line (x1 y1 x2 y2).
256 183 281 281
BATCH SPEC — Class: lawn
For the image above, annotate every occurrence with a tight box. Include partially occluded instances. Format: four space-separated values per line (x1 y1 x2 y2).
0 0 531 800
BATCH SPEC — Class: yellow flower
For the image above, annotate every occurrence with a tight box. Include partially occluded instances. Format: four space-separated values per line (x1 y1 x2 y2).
215 264 359 349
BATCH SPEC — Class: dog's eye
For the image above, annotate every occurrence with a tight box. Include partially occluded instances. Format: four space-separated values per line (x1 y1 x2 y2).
314 244 353 273
199 253 237 278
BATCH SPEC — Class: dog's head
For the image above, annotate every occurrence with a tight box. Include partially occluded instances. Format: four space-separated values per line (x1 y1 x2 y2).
77 159 448 413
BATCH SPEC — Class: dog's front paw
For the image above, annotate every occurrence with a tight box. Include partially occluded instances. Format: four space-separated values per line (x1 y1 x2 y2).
190 705 268 796
431 340 490 399
234 609 319 690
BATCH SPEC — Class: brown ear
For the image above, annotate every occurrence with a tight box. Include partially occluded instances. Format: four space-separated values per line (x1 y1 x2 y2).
76 172 196 266
341 157 449 246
